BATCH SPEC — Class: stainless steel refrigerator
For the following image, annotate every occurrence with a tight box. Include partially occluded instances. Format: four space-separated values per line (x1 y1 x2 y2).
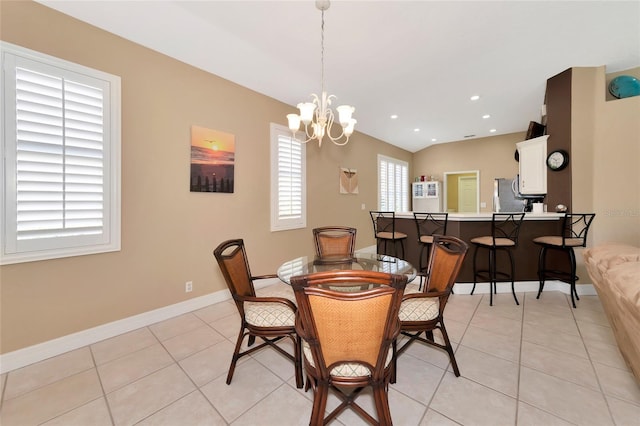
493 177 526 212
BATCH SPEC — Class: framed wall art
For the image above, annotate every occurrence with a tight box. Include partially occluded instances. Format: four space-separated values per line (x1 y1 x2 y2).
190 125 235 193
339 167 358 194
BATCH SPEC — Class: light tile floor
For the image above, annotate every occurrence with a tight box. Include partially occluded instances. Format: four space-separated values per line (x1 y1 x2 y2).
1 288 640 425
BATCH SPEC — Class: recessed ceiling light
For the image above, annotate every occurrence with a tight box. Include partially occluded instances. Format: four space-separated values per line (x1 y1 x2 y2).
489 128 497 133
414 128 420 132
482 114 491 119
431 138 437 142
470 95 480 101
390 114 398 119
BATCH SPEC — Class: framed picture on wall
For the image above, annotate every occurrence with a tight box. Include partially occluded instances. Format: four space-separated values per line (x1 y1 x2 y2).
190 126 235 193
339 167 358 194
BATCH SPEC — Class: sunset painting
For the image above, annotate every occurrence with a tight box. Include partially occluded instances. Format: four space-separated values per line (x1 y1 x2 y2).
190 125 235 193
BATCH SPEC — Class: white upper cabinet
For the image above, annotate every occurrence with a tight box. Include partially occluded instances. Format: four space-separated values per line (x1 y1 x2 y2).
517 135 549 195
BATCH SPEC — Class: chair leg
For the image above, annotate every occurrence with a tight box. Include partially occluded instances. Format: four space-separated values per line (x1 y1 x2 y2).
310 381 329 426
536 246 547 299
373 383 393 426
294 335 304 389
226 327 246 384
440 321 460 377
391 339 400 384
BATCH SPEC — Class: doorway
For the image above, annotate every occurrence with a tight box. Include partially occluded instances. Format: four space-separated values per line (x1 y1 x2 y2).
458 176 478 212
443 170 480 213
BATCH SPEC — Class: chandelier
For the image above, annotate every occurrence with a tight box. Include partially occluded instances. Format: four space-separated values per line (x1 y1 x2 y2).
286 0 356 147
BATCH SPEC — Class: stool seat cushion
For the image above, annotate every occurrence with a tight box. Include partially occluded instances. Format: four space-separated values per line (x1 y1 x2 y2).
376 231 407 240
470 236 515 247
533 236 584 247
419 235 435 244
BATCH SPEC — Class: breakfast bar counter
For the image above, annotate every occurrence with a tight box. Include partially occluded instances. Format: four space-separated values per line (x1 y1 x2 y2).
392 212 564 282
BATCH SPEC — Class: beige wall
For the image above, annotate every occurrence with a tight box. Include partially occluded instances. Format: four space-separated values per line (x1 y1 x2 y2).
578 66 640 246
1 1 638 356
569 66 640 282
0 1 411 354
413 132 525 213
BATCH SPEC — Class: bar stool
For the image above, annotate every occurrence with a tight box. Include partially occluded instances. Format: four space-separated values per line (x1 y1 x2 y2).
470 213 525 306
413 212 448 285
533 213 596 308
370 211 407 259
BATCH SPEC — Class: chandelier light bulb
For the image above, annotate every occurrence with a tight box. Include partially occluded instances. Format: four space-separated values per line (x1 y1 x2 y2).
298 102 316 125
336 105 355 127
287 114 301 132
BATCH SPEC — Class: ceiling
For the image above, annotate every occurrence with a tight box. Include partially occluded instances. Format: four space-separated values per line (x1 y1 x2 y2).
37 1 640 153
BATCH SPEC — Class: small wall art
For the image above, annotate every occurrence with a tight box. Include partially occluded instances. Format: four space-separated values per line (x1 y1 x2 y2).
339 167 358 194
190 125 235 193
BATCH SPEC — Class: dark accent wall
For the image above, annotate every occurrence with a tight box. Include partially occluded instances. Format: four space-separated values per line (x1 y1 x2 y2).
544 69 573 212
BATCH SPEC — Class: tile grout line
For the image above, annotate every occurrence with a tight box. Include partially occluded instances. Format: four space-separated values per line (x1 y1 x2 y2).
416 293 483 424
88 343 117 426
571 298 619 425
514 291 527 425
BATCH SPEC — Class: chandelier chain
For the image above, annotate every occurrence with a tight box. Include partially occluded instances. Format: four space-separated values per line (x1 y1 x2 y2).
285 0 356 147
320 8 325 95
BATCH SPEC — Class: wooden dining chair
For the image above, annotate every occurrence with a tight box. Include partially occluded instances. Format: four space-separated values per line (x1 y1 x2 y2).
312 226 357 258
213 239 303 388
393 235 468 378
291 270 408 425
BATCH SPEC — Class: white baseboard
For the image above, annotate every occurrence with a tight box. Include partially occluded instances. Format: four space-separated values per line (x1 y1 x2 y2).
0 278 283 374
0 276 591 374
453 280 596 296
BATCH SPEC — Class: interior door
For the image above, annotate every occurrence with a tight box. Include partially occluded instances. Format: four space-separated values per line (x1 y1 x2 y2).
458 176 478 213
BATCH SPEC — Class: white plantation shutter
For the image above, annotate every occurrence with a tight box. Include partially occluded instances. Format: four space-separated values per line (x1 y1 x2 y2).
1 43 121 264
378 155 409 211
271 123 306 231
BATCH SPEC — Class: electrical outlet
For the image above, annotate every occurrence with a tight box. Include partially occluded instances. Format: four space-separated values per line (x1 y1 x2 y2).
480 202 487 208
185 281 193 293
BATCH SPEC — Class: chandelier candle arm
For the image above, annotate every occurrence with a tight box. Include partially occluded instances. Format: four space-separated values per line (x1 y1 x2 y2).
286 0 356 147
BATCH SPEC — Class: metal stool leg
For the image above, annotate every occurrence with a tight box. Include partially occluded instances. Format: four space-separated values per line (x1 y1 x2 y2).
536 246 547 299
488 248 495 307
568 248 578 308
471 246 480 295
508 248 519 305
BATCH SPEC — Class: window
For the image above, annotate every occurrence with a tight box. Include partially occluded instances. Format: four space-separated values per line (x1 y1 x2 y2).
1 42 121 265
270 123 306 231
378 154 409 211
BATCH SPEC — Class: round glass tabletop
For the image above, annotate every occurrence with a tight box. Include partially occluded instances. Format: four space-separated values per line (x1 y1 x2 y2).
277 253 417 284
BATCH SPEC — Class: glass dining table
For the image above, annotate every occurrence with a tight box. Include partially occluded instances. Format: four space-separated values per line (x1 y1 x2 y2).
277 252 417 285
